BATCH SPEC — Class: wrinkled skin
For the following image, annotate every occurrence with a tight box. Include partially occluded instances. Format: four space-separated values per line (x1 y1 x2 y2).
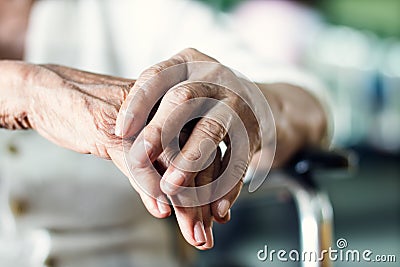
1 48 328 249
0 61 220 249
27 64 133 159
115 49 328 249
0 0 329 251
116 48 264 247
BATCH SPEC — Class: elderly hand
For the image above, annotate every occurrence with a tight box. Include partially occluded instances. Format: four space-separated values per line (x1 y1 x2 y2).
116 48 275 248
2 53 327 250
6 62 220 249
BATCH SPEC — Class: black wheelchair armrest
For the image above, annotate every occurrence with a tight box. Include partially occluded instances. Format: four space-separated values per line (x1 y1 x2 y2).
287 147 358 177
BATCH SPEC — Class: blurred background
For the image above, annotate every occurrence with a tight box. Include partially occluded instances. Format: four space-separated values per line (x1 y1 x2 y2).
196 0 400 266
1 0 399 266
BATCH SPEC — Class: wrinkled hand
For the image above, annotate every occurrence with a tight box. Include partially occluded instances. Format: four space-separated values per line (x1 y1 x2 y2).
116 48 267 248
24 64 131 160
20 63 220 249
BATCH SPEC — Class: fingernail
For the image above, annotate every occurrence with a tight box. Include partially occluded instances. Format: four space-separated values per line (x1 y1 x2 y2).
217 199 230 218
121 111 134 136
194 221 206 245
157 200 171 215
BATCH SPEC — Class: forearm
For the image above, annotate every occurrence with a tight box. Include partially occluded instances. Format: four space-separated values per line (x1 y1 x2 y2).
258 83 329 166
0 60 33 130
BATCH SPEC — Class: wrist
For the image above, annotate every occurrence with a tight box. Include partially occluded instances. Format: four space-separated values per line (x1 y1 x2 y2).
0 60 36 129
259 83 329 166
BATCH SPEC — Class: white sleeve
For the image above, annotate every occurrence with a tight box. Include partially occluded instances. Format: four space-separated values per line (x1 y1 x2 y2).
25 0 122 75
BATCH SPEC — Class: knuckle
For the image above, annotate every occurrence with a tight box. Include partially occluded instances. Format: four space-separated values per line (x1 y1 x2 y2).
180 47 200 56
199 82 215 94
159 149 177 167
143 124 162 142
167 84 195 105
144 62 169 77
148 63 166 76
226 94 249 119
196 118 227 144
181 148 202 162
149 58 183 76
178 47 218 62
136 62 169 87
184 47 199 53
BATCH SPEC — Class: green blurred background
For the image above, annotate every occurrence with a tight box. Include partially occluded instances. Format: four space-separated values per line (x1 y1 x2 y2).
198 0 400 37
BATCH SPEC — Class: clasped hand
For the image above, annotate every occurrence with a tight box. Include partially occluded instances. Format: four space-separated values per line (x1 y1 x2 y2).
17 48 263 250
115 48 263 249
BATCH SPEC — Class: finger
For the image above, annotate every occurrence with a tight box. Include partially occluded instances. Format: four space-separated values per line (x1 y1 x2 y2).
212 181 242 224
125 126 194 219
114 45 216 138
129 165 172 219
154 125 193 172
171 179 206 247
196 205 214 250
141 81 211 160
123 99 212 220
128 82 216 196
115 47 219 137
121 81 216 191
195 149 221 250
118 134 171 218
103 151 170 219
172 154 217 249
115 57 186 137
158 125 214 248
161 103 232 195
173 205 207 247
212 145 247 224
